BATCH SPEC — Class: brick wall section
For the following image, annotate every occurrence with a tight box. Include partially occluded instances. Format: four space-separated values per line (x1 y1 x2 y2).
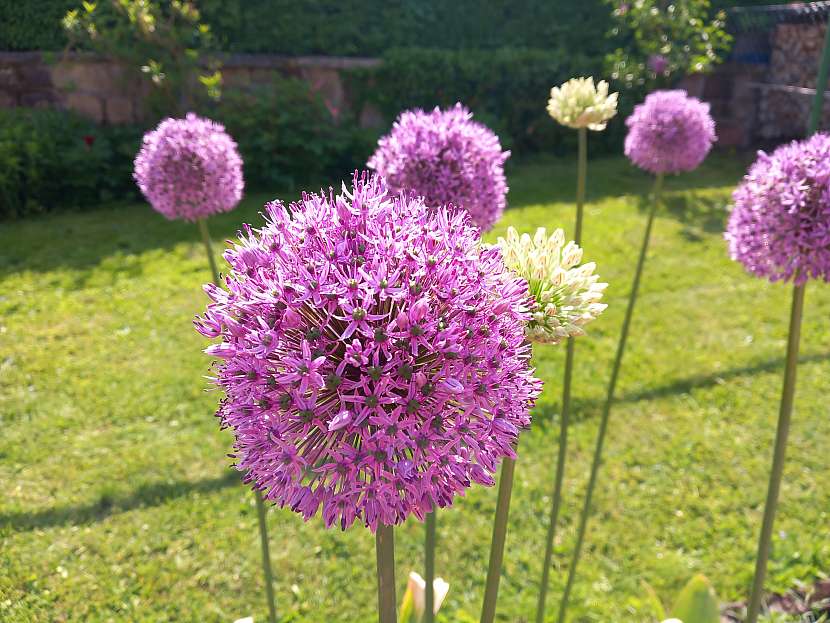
0 51 382 126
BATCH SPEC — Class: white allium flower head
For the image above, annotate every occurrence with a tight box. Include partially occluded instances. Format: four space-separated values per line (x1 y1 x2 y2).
497 226 608 344
547 77 619 131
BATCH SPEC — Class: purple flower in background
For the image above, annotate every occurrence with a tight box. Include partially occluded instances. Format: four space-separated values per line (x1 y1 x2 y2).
195 172 541 532
726 133 830 285
624 90 716 175
648 54 669 74
134 113 244 221
368 103 509 231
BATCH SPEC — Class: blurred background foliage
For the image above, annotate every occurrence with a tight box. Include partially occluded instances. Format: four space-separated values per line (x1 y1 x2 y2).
0 0 773 218
0 0 772 56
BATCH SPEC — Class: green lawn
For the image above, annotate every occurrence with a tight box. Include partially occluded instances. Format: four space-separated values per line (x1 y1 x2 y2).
2 154 829 623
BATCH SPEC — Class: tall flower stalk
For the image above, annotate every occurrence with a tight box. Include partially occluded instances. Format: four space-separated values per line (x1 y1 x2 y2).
480 457 517 623
376 525 398 623
132 114 280 620
556 90 715 623
536 77 617 623
195 172 541 623
480 228 607 623
557 172 662 623
424 511 436 623
369 103 513 610
198 217 279 623
727 33 830 616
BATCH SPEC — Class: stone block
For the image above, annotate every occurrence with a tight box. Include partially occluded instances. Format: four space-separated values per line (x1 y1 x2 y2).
222 67 252 88
66 91 104 122
20 90 57 107
18 63 52 89
51 60 117 94
105 95 135 124
0 67 20 89
0 91 17 107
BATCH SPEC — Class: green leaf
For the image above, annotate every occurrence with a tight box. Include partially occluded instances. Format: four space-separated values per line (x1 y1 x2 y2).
399 585 416 623
670 575 719 623
640 580 667 620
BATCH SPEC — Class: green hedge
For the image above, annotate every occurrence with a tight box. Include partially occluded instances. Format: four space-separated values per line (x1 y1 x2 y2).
0 108 141 218
0 0 75 51
0 76 374 219
0 0 776 55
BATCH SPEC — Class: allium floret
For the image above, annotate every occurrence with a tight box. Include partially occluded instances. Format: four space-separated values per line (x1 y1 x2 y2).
547 77 619 131
726 133 830 285
196 172 542 531
624 90 716 175
134 112 244 221
497 227 608 344
367 103 509 231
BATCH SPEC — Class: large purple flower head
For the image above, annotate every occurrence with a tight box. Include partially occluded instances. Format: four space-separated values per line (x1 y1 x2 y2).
726 133 830 285
134 113 244 221
195 172 541 532
624 90 716 175
367 103 509 231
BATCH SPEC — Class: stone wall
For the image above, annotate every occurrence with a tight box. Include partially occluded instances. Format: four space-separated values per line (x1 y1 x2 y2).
0 51 381 125
697 21 830 148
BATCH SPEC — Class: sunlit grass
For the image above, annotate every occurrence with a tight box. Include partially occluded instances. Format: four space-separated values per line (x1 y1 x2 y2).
1 153 828 622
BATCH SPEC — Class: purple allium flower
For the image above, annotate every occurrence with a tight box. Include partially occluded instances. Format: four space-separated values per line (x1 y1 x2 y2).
648 54 669 75
624 90 716 175
726 133 830 285
195 172 542 532
134 113 244 221
368 103 510 231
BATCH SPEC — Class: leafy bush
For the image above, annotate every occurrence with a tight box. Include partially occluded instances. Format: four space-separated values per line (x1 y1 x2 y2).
0 108 141 219
0 79 375 219
604 0 733 90
204 76 378 191
62 0 221 116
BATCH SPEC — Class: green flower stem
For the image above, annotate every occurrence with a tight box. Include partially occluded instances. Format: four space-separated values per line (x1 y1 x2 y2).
556 172 663 623
745 24 828 622
574 126 587 243
424 510 437 623
535 126 587 623
480 457 517 623
376 524 398 623
255 490 279 623
197 218 220 284
745 284 806 623
198 218 277 623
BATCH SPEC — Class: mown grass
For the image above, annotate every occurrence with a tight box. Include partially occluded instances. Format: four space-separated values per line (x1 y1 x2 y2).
1 153 829 623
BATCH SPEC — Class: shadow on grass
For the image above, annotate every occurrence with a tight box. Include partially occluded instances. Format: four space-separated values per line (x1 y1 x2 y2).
5 352 828 534
1 153 750 278
506 151 750 212
0 470 239 533
0 192 279 281
537 350 830 425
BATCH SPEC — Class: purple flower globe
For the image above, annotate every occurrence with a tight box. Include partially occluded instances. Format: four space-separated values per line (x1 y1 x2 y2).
195 172 542 531
134 113 244 221
368 103 509 231
726 133 830 285
624 90 716 175
647 54 669 75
